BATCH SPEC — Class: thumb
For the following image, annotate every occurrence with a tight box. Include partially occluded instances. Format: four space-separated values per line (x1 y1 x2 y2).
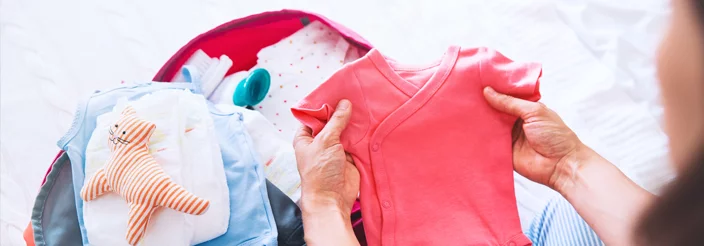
483 87 539 119
293 125 314 149
318 99 352 144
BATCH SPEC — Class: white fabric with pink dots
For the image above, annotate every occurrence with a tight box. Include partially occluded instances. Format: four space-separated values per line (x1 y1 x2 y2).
252 20 361 141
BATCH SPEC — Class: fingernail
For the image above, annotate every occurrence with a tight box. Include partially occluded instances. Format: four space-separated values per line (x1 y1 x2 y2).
484 87 496 95
337 99 350 110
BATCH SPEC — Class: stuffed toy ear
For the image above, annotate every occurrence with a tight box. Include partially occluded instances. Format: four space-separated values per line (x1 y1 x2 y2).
122 106 137 116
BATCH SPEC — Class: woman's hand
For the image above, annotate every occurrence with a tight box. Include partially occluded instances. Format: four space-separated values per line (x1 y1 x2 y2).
482 87 582 192
484 87 653 245
293 99 360 246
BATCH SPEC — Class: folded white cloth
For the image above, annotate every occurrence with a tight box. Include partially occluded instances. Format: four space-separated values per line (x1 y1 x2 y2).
173 49 233 99
83 89 229 245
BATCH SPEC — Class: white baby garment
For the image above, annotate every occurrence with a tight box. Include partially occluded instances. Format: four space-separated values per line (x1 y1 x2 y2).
253 20 356 141
83 90 229 245
210 71 248 105
216 104 301 202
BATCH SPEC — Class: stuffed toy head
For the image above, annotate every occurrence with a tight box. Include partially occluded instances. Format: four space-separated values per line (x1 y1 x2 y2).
108 106 156 151
81 106 209 245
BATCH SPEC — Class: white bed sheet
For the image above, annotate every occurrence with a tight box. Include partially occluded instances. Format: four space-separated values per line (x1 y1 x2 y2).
0 0 672 244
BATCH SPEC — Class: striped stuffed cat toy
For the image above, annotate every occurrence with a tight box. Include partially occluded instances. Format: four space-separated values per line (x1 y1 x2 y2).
80 106 209 245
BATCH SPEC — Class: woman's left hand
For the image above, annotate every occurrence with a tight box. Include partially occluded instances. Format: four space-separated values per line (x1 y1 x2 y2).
294 99 361 245
294 99 360 218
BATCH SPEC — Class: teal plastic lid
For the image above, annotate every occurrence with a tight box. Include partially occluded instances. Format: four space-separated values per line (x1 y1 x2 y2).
233 68 271 107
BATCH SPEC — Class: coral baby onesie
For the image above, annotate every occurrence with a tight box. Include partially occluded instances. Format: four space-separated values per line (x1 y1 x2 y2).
292 46 541 246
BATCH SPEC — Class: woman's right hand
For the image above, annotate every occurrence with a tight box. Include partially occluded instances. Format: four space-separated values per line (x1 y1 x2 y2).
483 87 583 191
484 86 654 246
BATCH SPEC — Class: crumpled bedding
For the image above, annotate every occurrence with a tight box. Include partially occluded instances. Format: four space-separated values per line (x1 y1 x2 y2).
0 0 671 244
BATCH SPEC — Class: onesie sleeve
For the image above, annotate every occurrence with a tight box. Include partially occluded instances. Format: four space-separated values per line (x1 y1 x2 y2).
291 66 368 143
480 48 542 102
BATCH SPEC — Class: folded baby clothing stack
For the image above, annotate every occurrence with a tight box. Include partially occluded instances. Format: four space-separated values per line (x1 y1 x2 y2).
172 50 233 99
55 81 277 245
83 90 230 245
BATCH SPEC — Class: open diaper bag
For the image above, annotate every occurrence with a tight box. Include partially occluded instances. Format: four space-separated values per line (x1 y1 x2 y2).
23 10 372 246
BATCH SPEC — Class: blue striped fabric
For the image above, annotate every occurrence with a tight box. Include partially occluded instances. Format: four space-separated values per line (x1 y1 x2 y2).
526 197 605 246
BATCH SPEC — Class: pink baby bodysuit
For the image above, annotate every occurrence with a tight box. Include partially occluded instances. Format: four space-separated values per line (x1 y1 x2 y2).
292 46 541 246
